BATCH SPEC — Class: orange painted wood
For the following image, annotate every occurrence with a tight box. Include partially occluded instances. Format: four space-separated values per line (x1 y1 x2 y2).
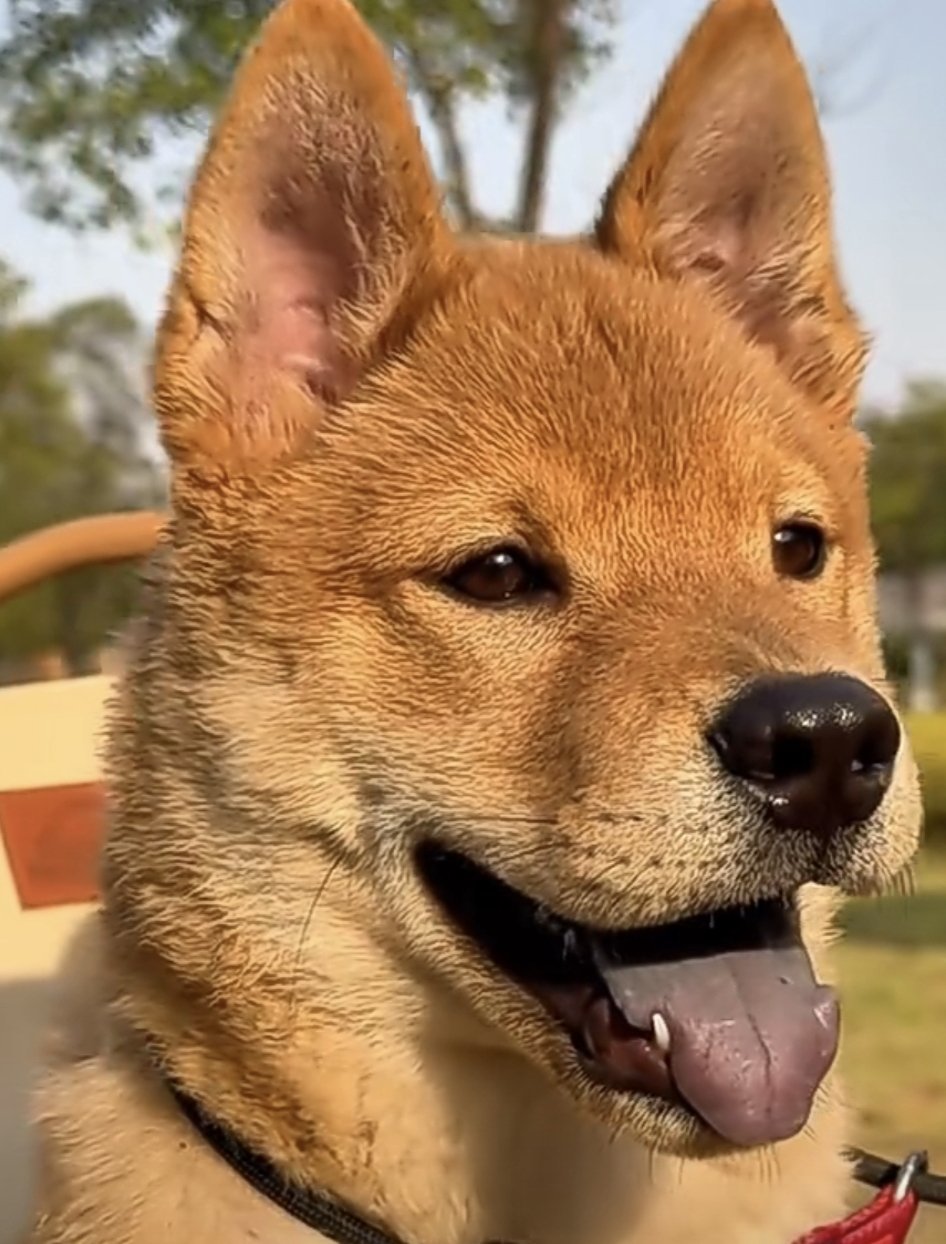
0 782 105 909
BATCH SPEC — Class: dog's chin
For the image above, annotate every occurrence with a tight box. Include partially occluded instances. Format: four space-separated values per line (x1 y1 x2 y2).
556 1053 727 1158
534 1011 733 1158
415 842 841 1158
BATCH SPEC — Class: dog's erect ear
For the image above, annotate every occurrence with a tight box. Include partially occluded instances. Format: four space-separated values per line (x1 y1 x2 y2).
595 0 865 422
155 0 449 472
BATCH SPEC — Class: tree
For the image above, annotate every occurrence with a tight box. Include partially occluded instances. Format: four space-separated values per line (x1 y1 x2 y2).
0 0 616 238
0 259 165 676
863 381 946 710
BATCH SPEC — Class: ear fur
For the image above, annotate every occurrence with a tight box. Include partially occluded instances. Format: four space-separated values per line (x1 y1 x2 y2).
596 0 866 422
155 0 450 472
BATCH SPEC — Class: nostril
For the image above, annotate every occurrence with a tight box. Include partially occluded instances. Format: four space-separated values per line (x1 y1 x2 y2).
707 726 776 782
709 726 819 785
856 711 901 766
770 733 816 783
852 708 901 778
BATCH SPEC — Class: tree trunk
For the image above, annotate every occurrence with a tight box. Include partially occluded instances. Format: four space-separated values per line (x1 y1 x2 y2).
408 49 478 231
515 0 568 234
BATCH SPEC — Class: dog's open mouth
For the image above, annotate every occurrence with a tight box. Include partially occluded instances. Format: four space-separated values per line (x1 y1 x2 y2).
416 843 839 1148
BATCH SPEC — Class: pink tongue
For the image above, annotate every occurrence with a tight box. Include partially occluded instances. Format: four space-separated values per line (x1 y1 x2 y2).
597 945 839 1147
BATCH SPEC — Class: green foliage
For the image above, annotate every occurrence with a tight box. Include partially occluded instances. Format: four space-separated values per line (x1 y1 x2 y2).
0 259 165 670
0 0 617 235
863 381 946 576
906 712 946 838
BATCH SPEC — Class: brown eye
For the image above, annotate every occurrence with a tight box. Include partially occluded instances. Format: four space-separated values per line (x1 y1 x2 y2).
444 547 552 605
772 522 827 580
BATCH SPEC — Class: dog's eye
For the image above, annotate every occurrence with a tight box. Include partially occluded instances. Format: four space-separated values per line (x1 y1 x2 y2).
444 547 552 605
771 522 827 580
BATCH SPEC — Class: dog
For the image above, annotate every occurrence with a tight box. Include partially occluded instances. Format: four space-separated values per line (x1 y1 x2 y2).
24 0 923 1241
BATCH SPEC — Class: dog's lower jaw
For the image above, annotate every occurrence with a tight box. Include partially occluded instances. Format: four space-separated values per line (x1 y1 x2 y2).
33 913 854 1244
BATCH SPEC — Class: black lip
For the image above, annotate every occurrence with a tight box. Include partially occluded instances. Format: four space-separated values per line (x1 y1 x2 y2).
414 841 797 994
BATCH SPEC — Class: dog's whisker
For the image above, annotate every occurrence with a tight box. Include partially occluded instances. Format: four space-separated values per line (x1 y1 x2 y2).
470 840 561 865
889 863 916 898
420 805 662 830
850 860 916 901
287 857 343 1027
765 1145 783 1185
422 812 560 830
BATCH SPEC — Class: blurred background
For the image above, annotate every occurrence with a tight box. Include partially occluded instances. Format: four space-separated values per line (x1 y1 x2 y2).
0 0 944 1240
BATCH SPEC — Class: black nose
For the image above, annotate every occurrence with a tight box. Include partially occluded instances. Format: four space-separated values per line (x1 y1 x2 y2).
708 674 900 836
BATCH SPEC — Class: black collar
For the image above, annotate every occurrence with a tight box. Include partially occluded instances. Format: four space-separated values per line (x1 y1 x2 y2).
170 1079 946 1244
171 1084 408 1244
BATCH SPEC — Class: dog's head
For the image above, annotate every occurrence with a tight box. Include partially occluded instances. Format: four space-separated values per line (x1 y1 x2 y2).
144 0 922 1160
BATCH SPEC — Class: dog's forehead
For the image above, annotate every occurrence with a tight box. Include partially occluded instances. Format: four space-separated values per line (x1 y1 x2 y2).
336 245 824 514
293 247 867 597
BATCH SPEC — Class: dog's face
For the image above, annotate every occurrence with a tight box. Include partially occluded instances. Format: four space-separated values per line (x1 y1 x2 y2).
148 0 922 1161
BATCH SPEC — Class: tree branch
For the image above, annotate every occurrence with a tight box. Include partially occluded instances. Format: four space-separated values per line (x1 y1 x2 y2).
406 45 479 231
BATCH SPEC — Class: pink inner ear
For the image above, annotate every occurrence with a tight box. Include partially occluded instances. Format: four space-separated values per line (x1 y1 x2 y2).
243 215 358 404
693 210 750 275
656 181 810 364
657 210 747 288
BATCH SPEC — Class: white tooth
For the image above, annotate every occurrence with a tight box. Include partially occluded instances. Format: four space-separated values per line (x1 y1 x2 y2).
652 1012 671 1055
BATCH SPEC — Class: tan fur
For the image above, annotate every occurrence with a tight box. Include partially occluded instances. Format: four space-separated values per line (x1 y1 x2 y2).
26 1 922 1241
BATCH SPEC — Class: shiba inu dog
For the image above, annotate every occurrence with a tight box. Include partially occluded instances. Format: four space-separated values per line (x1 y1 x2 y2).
24 0 923 1241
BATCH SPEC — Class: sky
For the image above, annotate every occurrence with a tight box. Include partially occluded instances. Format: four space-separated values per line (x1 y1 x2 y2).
0 0 943 409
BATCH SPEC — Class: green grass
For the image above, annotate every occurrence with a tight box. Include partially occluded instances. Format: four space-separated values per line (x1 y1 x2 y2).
838 849 946 1244
906 711 946 837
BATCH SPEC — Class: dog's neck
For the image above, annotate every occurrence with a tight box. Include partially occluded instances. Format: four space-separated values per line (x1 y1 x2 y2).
100 713 653 1243
108 891 852 1244
111 890 652 1244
